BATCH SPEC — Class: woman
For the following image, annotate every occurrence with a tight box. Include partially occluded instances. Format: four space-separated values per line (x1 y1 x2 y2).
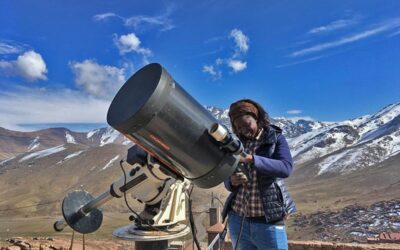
222 99 297 250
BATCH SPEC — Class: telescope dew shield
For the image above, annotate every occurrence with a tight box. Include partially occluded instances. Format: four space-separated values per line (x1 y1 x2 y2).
107 63 238 188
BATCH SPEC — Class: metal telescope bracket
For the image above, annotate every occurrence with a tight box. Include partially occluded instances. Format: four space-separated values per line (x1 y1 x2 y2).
54 147 190 239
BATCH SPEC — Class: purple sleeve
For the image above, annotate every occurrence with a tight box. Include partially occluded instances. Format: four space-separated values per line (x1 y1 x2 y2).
252 134 293 178
224 178 236 192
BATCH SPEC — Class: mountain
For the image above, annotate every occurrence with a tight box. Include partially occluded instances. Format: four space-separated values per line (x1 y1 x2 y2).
205 106 333 139
206 103 400 178
285 103 400 222
273 118 332 139
288 103 400 175
0 103 399 219
0 127 129 162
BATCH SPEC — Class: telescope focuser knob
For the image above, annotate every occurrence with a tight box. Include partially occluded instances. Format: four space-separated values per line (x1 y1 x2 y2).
129 169 137 176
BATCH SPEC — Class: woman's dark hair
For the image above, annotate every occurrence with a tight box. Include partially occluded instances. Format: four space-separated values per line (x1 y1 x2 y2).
230 98 270 138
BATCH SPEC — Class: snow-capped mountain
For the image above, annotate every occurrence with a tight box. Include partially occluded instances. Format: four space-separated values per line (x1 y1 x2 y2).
205 106 333 139
1 103 399 177
205 106 231 129
273 117 332 139
0 102 399 220
0 127 130 161
85 127 130 146
288 103 400 175
204 104 400 176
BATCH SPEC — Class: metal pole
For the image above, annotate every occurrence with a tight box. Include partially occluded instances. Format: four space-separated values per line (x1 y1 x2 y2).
54 190 113 231
207 234 220 250
81 191 113 214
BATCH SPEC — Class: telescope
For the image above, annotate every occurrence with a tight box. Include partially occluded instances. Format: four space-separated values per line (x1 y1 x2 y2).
54 63 246 249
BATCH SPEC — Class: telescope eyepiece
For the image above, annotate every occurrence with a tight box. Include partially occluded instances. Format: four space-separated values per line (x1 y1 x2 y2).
209 123 229 142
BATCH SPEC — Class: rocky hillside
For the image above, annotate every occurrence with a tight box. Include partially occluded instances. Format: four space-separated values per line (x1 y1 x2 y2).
0 103 399 242
0 127 128 161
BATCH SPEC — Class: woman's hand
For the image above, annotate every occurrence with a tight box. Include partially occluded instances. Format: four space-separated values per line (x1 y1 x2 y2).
240 154 253 164
230 172 248 186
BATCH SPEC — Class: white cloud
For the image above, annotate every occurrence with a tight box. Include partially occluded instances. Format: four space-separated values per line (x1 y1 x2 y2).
227 59 247 72
276 54 326 68
93 12 118 21
125 15 175 31
388 29 400 37
0 50 47 81
16 51 48 80
202 65 221 80
70 59 125 99
93 10 174 31
202 29 250 78
287 110 303 115
215 58 224 65
230 28 249 56
0 61 13 74
0 87 109 131
202 65 216 75
0 42 24 54
204 36 225 44
307 17 359 34
291 18 400 57
113 33 152 56
285 116 315 122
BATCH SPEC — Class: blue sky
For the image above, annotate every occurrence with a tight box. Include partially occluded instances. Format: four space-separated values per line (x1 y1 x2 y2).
1 0 399 131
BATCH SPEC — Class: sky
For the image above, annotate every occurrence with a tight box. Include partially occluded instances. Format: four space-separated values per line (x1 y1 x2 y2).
0 0 399 131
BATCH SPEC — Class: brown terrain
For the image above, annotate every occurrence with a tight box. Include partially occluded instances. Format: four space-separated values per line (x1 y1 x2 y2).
0 118 399 249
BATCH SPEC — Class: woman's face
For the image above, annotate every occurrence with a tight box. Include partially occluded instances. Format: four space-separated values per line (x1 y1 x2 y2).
233 114 259 139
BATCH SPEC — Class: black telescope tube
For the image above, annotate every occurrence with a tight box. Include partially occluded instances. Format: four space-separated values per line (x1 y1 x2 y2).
107 63 239 188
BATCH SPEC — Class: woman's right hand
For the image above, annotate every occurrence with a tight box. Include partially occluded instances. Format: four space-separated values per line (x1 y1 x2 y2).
230 172 248 186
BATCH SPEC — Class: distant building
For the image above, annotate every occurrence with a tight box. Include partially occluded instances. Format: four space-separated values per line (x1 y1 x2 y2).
367 232 400 243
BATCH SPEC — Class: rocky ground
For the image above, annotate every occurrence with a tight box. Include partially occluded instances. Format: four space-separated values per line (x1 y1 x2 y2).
0 236 133 250
2 237 400 250
289 240 400 250
291 199 400 242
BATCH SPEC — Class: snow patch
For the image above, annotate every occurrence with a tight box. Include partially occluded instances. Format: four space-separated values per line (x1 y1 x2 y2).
318 130 400 175
350 231 365 237
122 139 132 145
288 125 333 156
28 136 40 151
87 129 100 139
358 103 400 137
0 156 16 165
343 115 371 128
19 145 66 162
100 128 120 146
57 150 84 164
102 155 120 170
64 150 83 160
65 132 77 144
292 128 349 164
318 150 349 174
